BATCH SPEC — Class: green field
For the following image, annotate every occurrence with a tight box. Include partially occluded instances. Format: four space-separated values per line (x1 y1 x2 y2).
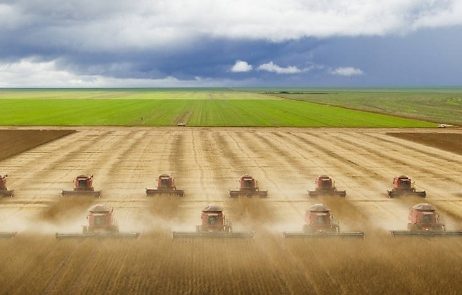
0 89 436 127
267 89 462 125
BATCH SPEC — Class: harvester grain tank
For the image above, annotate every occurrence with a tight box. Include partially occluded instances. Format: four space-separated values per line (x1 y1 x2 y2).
62 175 101 197
55 204 140 239
391 203 462 237
146 174 184 197
229 175 268 198
308 175 346 197
283 203 364 238
387 175 426 198
173 205 254 238
0 175 13 197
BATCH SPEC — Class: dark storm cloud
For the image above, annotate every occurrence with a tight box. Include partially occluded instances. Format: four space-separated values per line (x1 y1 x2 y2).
1 0 462 86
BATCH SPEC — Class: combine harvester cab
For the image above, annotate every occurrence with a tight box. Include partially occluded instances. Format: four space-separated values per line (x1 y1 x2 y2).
391 203 462 237
308 175 346 197
0 174 14 197
56 204 140 239
146 174 184 197
229 175 268 198
173 205 254 238
387 175 426 198
62 175 101 198
283 204 364 239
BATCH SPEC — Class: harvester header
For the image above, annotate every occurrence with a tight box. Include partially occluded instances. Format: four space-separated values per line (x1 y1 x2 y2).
56 204 139 239
283 203 364 238
387 175 426 198
309 175 346 197
146 174 184 197
391 203 462 237
173 204 254 238
62 175 101 197
229 175 268 198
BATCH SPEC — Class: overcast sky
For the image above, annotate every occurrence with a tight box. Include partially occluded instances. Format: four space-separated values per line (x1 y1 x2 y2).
1 0 462 87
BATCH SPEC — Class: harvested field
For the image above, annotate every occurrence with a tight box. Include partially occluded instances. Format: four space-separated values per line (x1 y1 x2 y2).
0 130 75 161
1 127 462 294
387 132 462 156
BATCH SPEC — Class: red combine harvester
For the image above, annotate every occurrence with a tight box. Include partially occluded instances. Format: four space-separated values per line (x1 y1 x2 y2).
62 175 101 197
229 175 268 198
146 174 184 197
391 203 462 237
0 174 14 197
308 175 346 197
284 204 364 238
387 175 426 198
173 205 254 238
56 204 140 239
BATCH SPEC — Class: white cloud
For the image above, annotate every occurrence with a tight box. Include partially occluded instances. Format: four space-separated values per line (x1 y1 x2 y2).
330 67 364 76
257 62 301 74
0 58 237 87
4 1 462 50
230 60 253 73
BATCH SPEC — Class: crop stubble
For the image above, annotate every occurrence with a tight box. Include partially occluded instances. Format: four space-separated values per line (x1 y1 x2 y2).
0 128 462 294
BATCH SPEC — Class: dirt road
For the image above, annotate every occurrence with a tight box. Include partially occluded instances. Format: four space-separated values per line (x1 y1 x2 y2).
1 127 462 294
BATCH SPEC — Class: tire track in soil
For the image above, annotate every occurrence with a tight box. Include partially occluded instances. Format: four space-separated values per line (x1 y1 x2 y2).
237 131 308 219
330 132 462 224
213 131 277 224
287 132 413 226
99 130 173 233
4 128 462 295
240 131 372 241
190 130 214 202
292 131 462 230
2 131 112 194
234 132 362 293
288 131 387 183
367 132 462 165
270 131 377 225
38 131 146 224
335 132 462 185
202 131 228 190
1 132 114 231
147 131 186 225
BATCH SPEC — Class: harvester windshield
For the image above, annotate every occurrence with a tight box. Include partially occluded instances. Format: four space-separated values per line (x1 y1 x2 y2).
242 178 254 188
94 215 106 225
314 214 329 225
207 215 219 225
319 178 332 189
159 178 171 187
78 179 87 187
399 179 411 189
420 213 436 224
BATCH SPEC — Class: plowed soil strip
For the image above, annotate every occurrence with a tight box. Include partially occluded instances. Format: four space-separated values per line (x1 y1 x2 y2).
0 129 75 161
387 132 462 156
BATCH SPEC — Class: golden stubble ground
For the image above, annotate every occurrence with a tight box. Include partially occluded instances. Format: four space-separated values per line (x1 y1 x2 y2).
1 127 462 294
